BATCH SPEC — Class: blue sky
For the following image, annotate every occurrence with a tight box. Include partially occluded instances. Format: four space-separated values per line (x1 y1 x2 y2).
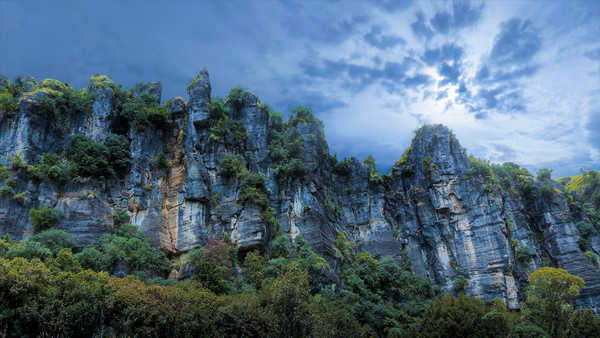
1 0 599 177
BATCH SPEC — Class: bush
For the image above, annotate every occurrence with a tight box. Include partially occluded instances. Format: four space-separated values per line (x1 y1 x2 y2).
584 251 599 266
14 192 25 205
218 154 244 178
0 91 19 118
226 86 252 112
79 224 170 276
30 230 77 255
29 206 63 232
511 322 549 338
47 164 69 185
4 178 16 188
333 158 354 176
453 274 469 293
4 240 53 260
0 185 14 197
67 134 112 178
187 239 233 294
105 134 131 175
114 209 130 227
516 245 534 265
0 165 8 180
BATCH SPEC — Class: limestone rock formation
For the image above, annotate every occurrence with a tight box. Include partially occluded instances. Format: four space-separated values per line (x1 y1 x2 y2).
1 70 599 312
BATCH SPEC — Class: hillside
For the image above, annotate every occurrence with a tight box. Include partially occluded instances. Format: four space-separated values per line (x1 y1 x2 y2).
1 70 600 336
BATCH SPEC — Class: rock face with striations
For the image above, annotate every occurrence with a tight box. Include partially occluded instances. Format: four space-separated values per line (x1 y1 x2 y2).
1 70 599 312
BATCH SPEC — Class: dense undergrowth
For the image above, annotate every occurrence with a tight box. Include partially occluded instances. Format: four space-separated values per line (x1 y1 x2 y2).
1 216 599 337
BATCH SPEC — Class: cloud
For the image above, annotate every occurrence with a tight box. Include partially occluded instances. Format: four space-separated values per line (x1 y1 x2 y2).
422 43 464 66
585 48 600 60
411 11 435 39
299 56 425 93
368 0 413 12
587 111 600 152
489 18 542 66
282 13 370 44
469 18 543 117
364 25 406 50
412 0 484 38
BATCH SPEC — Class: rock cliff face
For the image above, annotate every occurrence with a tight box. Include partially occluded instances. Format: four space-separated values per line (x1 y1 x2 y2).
1 70 599 311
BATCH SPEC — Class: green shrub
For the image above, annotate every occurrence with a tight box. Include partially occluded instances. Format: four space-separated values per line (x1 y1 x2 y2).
453 274 469 293
114 209 130 227
0 165 8 180
30 229 76 255
4 240 53 260
4 178 15 187
14 192 26 205
0 185 14 197
218 154 244 178
30 80 93 120
105 134 132 175
466 156 494 181
226 86 252 111
29 206 63 232
67 134 112 178
79 223 170 275
0 91 19 118
584 251 599 266
537 168 553 182
516 245 534 265
155 151 172 169
268 110 308 184
107 80 170 133
47 164 69 185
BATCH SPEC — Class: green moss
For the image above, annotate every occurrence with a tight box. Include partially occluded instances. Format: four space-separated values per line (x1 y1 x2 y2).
89 74 114 89
585 251 599 267
186 72 205 92
13 192 25 205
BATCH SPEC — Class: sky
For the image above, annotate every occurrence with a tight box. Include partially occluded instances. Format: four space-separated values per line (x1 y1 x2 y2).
1 0 599 177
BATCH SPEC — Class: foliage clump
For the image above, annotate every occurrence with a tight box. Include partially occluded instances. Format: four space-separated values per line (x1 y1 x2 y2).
29 206 63 232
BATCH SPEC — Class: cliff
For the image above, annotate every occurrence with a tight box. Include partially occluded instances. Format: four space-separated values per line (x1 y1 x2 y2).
1 70 599 311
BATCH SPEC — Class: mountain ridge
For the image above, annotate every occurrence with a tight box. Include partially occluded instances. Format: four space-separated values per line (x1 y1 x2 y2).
1 69 599 312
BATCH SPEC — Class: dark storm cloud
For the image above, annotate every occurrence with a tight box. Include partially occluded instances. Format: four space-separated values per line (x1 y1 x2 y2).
364 26 406 50
411 0 483 38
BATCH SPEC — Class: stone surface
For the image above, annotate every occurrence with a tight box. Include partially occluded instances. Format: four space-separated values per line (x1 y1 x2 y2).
0 70 599 312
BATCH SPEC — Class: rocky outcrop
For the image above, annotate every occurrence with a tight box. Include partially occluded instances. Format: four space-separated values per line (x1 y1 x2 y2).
1 70 599 312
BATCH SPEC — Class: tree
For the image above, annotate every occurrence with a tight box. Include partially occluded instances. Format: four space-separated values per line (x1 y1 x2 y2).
30 229 76 255
565 308 600 338
243 250 265 289
523 267 585 337
404 294 509 338
262 262 312 338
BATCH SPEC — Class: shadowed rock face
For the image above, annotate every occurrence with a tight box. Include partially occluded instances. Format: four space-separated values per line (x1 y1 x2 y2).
1 70 599 311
